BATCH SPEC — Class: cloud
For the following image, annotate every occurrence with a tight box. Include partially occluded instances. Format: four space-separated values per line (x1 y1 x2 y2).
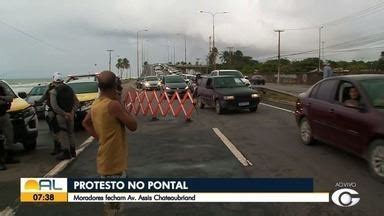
0 0 383 78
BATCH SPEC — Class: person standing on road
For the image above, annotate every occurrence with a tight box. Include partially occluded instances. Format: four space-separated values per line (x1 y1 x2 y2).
82 71 137 216
35 81 62 155
323 62 334 79
49 72 79 160
0 84 20 170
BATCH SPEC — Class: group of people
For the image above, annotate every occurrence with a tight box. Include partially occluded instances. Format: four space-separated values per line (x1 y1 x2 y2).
0 72 79 171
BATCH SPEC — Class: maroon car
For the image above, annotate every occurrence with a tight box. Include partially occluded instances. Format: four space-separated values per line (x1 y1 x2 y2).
295 75 384 181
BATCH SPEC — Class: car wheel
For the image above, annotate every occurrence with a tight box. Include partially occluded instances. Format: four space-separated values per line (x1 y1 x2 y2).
368 139 384 182
215 100 223 115
197 96 205 109
23 138 37 151
250 107 257 112
300 118 314 145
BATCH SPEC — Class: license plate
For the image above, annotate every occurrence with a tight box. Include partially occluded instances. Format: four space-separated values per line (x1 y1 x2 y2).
238 102 250 106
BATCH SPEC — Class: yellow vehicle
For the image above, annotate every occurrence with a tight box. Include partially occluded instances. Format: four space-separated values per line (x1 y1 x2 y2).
66 76 99 126
0 80 38 150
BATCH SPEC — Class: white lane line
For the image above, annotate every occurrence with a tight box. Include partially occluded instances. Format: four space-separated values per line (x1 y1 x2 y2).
212 128 253 167
260 103 294 113
44 136 94 177
0 136 95 216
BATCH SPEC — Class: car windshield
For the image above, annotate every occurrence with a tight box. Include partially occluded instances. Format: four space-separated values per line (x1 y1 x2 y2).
0 82 17 98
29 86 47 96
214 77 247 88
360 79 384 109
165 76 185 83
145 77 158 81
220 71 243 78
67 82 98 94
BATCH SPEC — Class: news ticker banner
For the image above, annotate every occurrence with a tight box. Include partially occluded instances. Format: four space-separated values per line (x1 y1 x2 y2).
20 178 329 203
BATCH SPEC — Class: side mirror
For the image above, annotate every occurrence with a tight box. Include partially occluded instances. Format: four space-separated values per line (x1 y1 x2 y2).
244 76 249 80
18 92 27 99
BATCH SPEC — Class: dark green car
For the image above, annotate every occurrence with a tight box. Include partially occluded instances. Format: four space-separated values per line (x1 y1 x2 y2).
196 76 260 114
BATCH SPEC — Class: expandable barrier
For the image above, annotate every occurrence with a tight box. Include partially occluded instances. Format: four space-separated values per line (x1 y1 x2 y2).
124 90 196 121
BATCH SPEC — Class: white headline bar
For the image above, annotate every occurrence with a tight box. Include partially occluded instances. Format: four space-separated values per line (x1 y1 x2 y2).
68 192 330 203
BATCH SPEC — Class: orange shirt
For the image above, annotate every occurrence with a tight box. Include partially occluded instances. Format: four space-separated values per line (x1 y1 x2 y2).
91 96 127 176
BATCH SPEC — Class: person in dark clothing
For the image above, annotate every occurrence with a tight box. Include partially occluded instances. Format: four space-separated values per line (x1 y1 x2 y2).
0 84 19 170
35 81 62 155
49 72 79 160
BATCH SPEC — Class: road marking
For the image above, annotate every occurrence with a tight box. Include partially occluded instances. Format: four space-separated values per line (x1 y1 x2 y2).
260 103 294 113
44 136 94 177
0 136 94 216
212 128 253 167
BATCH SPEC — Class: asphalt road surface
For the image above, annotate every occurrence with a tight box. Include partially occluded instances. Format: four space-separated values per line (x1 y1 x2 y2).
1 101 384 216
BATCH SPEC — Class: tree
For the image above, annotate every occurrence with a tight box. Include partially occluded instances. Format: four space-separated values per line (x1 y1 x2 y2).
116 58 130 79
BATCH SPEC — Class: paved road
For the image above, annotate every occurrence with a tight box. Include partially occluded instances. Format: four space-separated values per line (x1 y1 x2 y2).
2 100 383 216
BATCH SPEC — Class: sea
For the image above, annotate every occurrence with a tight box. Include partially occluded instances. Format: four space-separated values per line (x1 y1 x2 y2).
2 79 51 93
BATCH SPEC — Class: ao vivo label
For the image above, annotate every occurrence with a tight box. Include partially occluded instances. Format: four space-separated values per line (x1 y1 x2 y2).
20 178 68 202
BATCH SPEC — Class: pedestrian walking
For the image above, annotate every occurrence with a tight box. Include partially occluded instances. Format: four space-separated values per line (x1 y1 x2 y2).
49 72 79 160
35 80 62 155
0 84 19 171
323 62 334 79
82 71 137 216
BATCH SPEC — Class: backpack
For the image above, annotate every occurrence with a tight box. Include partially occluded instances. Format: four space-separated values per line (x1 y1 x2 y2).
55 83 75 112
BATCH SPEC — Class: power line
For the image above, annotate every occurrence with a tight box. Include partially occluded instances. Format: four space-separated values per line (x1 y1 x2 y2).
0 19 66 53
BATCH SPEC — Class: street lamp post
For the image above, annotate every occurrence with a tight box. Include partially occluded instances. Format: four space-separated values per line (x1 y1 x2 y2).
136 29 148 78
318 26 324 72
177 33 187 64
200 11 228 69
106 49 114 71
200 11 228 50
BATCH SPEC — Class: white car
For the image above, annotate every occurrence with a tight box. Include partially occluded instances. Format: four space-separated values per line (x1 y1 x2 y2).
210 70 251 86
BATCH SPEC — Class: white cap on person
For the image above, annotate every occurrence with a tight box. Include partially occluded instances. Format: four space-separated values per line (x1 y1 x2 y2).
53 72 64 83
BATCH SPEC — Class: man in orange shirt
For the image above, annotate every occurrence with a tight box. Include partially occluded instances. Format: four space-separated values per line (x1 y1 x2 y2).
82 71 137 216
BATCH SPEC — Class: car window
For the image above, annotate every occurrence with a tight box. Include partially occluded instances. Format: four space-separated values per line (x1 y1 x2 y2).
219 71 243 78
213 77 247 88
312 80 338 102
29 86 47 96
165 76 184 83
360 78 384 109
335 81 354 103
0 81 17 98
67 82 98 94
144 76 158 81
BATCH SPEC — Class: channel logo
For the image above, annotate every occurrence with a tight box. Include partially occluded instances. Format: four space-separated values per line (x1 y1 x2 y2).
331 188 360 207
20 178 67 192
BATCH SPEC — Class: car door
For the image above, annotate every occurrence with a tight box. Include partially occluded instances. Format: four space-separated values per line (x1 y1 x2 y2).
330 81 371 154
204 78 215 106
306 79 339 144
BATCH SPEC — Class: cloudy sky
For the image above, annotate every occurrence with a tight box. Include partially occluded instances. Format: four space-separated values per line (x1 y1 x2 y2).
1 0 384 78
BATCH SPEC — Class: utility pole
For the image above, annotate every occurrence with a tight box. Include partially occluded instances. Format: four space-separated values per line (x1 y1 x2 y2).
318 26 324 72
173 40 176 65
177 33 187 63
167 41 170 63
208 36 212 52
106 49 114 71
274 30 284 84
321 41 325 62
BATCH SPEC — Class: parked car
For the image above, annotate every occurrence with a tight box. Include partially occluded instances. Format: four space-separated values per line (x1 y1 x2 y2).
161 75 189 96
250 75 266 85
295 75 384 181
0 80 38 150
66 79 99 126
25 84 48 119
196 76 260 114
210 70 251 86
142 76 161 90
